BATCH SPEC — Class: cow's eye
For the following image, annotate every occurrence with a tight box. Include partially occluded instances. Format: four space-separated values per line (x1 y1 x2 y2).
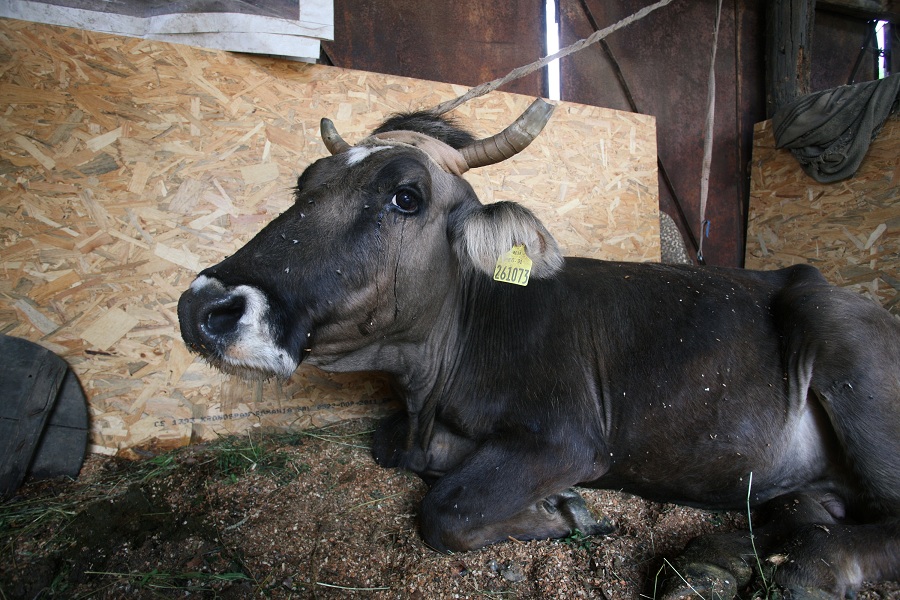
390 188 420 214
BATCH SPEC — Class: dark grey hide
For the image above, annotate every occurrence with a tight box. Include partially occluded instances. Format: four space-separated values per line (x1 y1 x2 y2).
178 111 900 600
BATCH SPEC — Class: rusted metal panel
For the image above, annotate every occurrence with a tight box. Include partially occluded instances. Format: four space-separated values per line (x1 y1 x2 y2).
324 0 546 98
813 9 879 88
559 0 763 267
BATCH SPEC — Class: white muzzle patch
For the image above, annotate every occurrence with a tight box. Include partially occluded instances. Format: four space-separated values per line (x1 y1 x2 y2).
191 276 298 379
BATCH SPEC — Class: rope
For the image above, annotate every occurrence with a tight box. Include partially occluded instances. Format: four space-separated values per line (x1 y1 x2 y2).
696 0 722 264
432 0 678 115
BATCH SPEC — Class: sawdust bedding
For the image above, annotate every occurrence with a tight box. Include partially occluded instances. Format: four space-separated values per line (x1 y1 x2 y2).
3 418 899 599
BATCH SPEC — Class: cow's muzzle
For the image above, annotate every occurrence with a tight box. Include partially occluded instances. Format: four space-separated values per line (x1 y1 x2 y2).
177 276 298 378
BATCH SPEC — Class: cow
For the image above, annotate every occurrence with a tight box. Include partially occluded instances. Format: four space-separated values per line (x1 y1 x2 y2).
178 99 900 599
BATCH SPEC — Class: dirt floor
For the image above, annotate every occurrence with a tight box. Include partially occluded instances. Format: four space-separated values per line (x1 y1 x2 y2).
1 418 898 600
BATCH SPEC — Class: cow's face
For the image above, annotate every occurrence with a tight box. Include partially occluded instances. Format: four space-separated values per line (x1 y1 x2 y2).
177 102 562 379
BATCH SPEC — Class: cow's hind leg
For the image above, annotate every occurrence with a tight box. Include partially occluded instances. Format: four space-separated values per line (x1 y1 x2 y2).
761 495 900 599
660 530 756 600
663 493 900 600
778 284 900 514
418 439 612 552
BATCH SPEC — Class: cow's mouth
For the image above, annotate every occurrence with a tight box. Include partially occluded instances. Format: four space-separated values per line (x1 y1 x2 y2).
178 275 301 380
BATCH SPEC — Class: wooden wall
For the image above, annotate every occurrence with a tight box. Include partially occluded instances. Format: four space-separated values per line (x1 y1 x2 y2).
746 118 899 316
0 19 660 456
557 0 891 268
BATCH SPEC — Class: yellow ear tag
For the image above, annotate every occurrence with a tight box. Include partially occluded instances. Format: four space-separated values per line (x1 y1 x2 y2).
493 244 532 286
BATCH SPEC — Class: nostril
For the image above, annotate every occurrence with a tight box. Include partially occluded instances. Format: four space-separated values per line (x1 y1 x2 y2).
203 295 246 338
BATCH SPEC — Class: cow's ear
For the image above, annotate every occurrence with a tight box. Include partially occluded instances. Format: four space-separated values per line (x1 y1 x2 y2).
453 201 564 279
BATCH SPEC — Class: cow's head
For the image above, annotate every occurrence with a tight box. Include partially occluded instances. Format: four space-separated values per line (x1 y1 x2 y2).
177 100 563 379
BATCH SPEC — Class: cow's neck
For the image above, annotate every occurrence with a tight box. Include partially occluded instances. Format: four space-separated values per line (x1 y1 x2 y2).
388 278 466 412
392 271 562 450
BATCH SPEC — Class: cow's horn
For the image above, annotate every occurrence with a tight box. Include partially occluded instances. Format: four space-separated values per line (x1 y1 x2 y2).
460 99 555 169
320 118 352 155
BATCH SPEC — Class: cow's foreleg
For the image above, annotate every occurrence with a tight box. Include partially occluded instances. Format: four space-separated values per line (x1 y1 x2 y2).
373 411 478 484
418 439 611 552
372 411 408 469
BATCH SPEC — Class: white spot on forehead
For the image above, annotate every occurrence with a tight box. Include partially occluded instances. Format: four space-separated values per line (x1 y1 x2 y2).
346 145 388 166
190 274 213 292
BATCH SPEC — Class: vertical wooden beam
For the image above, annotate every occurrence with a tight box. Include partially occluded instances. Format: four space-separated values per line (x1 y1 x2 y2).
766 0 817 116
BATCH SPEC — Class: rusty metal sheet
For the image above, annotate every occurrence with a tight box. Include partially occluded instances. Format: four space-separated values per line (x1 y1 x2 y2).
813 9 879 88
324 0 545 98
559 0 761 267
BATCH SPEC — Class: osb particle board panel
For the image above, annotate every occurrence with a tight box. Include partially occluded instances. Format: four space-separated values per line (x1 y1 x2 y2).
0 18 660 456
746 119 899 317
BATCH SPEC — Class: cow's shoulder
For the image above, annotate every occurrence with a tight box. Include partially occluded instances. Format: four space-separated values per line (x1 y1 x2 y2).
737 262 828 289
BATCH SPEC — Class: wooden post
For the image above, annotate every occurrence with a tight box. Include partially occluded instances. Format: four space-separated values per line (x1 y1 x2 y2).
766 0 817 117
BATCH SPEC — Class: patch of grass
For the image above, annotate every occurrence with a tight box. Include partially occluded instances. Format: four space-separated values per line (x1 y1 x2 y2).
0 496 77 538
1 431 306 554
136 453 178 483
560 528 594 551
211 431 301 484
0 491 86 558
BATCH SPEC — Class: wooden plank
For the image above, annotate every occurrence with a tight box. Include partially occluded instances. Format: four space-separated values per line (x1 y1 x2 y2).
325 0 545 97
0 18 659 456
766 0 816 116
558 0 754 267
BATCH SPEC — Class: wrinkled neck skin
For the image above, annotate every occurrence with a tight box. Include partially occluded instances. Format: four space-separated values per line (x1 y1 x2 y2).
304 261 468 464
305 270 463 385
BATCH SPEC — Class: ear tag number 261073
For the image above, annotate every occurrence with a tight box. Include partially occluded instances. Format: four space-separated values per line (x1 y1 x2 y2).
493 244 532 286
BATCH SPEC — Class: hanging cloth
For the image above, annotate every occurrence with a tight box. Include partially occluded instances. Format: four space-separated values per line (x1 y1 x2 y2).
772 73 900 183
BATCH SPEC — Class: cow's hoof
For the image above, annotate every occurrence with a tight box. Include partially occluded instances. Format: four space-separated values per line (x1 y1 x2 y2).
672 532 755 588
555 489 615 537
661 563 739 600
